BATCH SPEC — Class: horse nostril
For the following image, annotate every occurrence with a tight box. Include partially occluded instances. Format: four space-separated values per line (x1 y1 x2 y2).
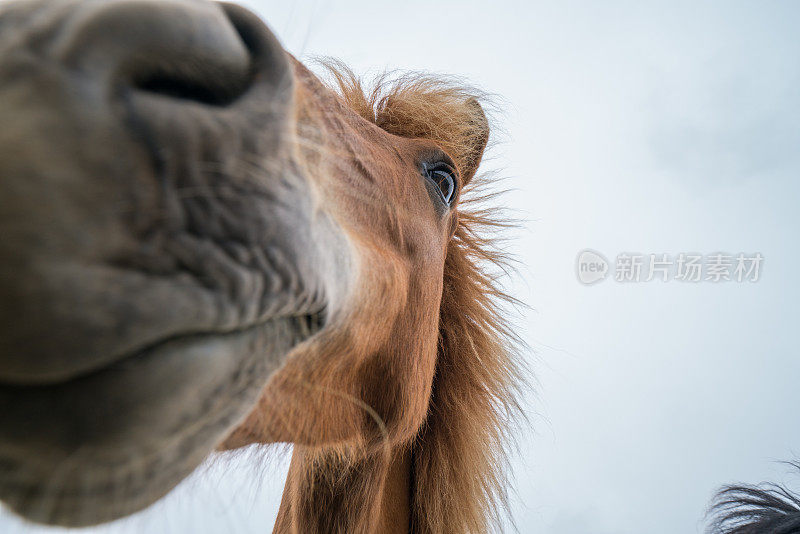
127 6 255 106
55 0 282 107
128 4 267 106
130 53 252 107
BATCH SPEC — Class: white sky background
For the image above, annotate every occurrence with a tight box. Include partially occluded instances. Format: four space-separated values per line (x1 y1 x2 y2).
3 1 800 533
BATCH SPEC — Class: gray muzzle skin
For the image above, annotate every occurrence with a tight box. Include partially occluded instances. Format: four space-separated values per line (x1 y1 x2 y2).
0 0 348 526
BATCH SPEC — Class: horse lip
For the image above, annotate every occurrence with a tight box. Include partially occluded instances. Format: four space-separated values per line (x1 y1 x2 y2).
0 308 326 527
0 307 327 389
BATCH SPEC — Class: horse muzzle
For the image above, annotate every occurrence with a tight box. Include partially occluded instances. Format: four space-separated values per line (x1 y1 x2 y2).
0 0 349 526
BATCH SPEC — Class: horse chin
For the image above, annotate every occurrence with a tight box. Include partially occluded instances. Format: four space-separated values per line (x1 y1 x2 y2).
0 314 324 528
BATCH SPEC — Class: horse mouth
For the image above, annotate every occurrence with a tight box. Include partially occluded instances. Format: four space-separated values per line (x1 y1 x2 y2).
0 309 325 527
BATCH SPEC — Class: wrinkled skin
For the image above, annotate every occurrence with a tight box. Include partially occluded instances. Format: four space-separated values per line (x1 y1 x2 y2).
0 0 463 527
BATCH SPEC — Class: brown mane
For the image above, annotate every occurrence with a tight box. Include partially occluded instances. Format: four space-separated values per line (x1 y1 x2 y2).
317 63 526 533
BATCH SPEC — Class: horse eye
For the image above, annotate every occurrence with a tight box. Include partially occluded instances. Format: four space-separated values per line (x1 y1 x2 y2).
425 163 457 205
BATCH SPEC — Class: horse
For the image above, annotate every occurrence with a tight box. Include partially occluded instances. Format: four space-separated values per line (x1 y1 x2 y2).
0 0 522 532
706 463 800 533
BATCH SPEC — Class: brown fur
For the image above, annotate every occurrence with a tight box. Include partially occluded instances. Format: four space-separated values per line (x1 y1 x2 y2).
327 66 522 533
234 64 524 533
